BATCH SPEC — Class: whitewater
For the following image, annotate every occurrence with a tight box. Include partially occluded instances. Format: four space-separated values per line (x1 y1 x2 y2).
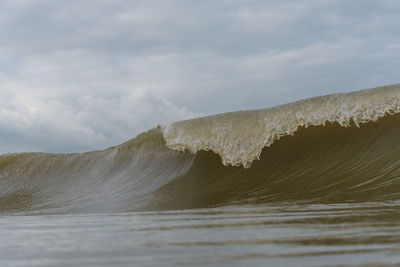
1 84 400 267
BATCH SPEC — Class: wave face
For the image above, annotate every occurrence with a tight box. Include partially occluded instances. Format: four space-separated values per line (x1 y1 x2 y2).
1 84 400 214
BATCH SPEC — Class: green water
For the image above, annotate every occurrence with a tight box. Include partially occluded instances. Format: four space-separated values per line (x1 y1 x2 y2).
2 86 400 266
1 202 400 267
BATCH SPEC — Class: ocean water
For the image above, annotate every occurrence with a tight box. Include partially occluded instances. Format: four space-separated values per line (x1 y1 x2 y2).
1 203 400 267
1 84 400 266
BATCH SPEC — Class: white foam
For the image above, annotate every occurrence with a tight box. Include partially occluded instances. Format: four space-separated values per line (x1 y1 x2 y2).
162 84 400 168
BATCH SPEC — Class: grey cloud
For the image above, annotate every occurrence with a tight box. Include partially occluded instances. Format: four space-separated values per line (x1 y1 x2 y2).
0 89 200 154
0 0 399 153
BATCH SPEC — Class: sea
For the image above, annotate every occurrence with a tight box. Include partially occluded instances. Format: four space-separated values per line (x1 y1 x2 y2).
1 84 400 266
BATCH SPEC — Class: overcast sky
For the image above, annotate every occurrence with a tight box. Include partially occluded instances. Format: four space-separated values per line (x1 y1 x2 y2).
0 0 399 154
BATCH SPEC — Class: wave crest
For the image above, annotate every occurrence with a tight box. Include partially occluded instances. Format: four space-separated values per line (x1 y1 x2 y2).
1 84 400 214
162 84 400 167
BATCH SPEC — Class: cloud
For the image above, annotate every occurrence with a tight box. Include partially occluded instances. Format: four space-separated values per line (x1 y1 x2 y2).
0 88 199 153
0 0 399 153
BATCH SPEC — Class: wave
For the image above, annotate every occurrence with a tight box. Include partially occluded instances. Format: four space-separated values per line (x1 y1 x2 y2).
1 84 400 214
163 84 400 167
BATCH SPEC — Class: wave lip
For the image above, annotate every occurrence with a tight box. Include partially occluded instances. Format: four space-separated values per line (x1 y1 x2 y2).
1 84 400 214
162 84 400 167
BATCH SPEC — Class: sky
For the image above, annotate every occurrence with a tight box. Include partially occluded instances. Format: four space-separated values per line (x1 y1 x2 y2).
0 0 399 154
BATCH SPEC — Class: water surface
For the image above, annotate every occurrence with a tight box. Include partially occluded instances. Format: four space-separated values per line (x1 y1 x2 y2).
1 202 400 266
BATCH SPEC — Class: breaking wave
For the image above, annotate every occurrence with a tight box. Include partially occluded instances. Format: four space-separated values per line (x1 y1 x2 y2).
1 84 400 214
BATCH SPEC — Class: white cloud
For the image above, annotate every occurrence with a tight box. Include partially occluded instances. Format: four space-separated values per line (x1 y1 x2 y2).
0 90 200 153
0 0 399 153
